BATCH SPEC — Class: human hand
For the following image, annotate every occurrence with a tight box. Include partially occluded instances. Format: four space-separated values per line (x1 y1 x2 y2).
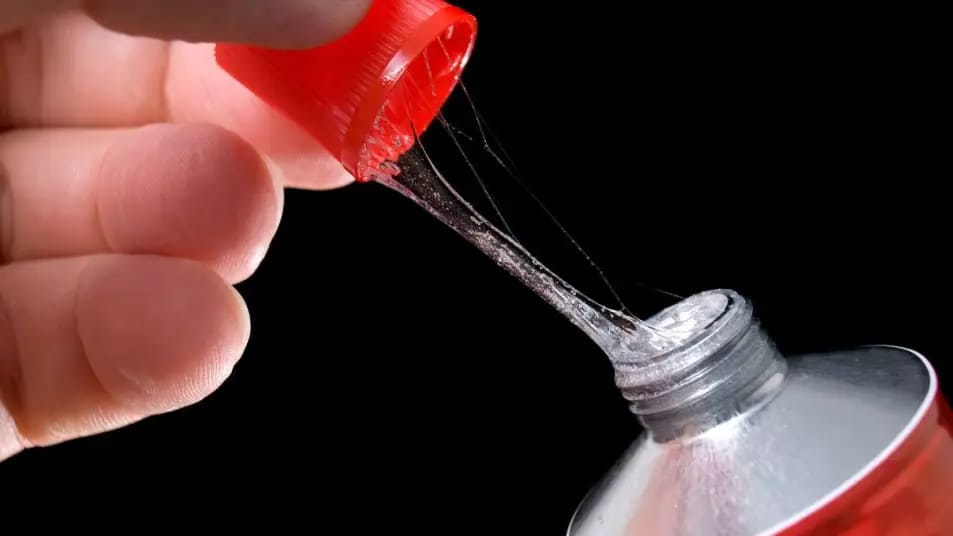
0 0 371 461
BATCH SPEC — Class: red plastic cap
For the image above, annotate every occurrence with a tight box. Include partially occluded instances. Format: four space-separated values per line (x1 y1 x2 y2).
215 0 477 182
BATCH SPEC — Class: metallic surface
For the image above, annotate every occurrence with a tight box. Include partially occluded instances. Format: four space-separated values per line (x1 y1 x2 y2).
568 292 933 535
614 290 788 441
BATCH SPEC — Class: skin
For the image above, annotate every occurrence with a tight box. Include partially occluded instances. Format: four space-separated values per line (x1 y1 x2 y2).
0 0 373 461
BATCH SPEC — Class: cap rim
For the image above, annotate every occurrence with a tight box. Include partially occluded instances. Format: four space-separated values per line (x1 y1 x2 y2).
341 5 477 180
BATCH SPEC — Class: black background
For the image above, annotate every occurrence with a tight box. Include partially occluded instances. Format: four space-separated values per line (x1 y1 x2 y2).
1 3 946 533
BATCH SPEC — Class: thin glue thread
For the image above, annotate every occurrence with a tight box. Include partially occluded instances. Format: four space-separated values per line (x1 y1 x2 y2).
451 82 684 305
459 83 647 311
363 52 689 362
374 122 686 364
435 111 516 237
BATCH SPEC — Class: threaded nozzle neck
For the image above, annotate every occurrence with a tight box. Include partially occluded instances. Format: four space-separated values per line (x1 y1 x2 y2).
613 290 786 441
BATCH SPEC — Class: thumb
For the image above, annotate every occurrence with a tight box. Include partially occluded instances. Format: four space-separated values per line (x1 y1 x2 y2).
0 0 77 34
0 0 373 49
85 0 373 48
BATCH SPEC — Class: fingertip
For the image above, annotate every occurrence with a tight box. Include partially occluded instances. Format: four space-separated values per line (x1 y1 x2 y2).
75 256 250 414
279 151 356 191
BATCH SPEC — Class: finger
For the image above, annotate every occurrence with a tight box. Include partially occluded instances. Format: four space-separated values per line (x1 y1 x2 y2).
0 0 371 49
0 254 249 460
0 11 170 127
86 0 372 49
0 0 78 34
0 12 353 189
0 123 282 283
167 42 354 189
